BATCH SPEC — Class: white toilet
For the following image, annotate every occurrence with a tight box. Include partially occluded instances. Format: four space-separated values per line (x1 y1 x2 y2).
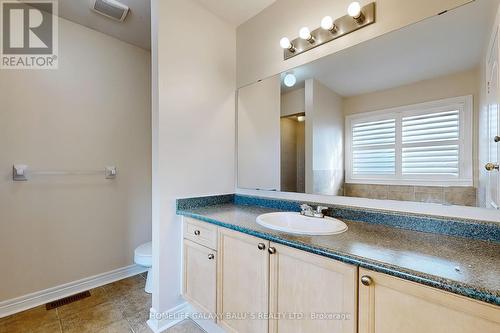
134 242 152 293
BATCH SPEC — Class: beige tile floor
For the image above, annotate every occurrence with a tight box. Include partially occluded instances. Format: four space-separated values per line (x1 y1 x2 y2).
0 274 205 333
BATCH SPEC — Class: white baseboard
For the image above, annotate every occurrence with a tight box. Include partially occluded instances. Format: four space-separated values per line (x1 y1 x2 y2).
147 302 226 333
0 264 147 318
147 302 190 333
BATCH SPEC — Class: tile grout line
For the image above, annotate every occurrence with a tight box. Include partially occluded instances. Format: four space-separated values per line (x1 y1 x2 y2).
125 317 136 333
55 308 64 333
101 275 148 333
190 318 208 333
98 281 142 333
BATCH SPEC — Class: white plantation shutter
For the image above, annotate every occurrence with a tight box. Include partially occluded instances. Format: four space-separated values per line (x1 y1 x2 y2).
351 119 396 176
402 145 459 176
402 110 460 176
346 96 473 186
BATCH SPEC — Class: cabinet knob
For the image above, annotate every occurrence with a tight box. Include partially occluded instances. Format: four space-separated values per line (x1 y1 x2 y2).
194 230 201 236
208 253 215 260
268 247 276 254
495 136 500 143
361 275 373 286
485 163 499 171
258 243 266 250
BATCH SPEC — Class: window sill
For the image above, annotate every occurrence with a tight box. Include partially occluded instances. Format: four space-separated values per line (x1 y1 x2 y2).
346 178 473 187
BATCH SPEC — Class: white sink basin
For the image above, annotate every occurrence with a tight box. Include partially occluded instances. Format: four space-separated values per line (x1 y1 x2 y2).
256 212 348 236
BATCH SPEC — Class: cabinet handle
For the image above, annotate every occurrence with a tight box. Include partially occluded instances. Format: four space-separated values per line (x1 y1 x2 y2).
268 247 276 254
258 243 266 250
208 253 215 260
194 230 201 236
361 275 373 286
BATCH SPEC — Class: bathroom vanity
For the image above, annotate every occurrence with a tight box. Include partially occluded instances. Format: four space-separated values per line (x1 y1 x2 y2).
177 195 500 333
176 1 500 331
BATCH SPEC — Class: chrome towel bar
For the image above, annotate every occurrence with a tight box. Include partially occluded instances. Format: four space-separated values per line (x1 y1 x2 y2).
12 164 117 181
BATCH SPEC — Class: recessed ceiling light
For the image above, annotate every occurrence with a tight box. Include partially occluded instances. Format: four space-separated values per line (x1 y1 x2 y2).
283 73 297 87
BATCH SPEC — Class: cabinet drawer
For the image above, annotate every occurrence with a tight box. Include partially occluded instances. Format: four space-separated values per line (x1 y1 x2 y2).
183 217 217 250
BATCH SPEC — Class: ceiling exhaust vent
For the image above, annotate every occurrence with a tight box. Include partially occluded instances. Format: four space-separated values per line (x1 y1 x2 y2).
92 0 129 22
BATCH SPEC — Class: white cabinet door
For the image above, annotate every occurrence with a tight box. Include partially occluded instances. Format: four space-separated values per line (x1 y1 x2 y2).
183 239 216 317
217 228 270 333
269 243 357 333
358 268 500 333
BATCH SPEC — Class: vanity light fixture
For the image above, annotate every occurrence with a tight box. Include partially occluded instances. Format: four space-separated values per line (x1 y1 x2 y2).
297 115 305 122
348 2 365 24
280 37 296 52
279 2 376 60
283 73 297 87
299 27 315 43
321 16 338 33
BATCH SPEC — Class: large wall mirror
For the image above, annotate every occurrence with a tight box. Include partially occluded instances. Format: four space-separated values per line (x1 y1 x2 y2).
237 0 500 209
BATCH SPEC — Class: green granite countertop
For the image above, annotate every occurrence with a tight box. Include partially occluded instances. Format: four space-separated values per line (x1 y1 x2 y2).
178 203 500 306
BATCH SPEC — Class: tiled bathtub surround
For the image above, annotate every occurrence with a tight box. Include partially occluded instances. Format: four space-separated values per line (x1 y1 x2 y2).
176 194 500 306
344 183 478 207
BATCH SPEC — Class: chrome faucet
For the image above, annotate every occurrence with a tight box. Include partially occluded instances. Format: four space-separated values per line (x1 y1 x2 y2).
300 204 314 217
300 204 329 218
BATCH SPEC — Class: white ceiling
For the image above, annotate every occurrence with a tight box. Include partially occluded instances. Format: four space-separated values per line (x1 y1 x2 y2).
282 0 496 96
58 0 151 50
58 0 274 50
194 0 277 26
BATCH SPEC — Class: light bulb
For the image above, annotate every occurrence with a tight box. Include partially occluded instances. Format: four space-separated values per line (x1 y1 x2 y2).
280 37 291 49
299 27 314 43
299 27 311 40
283 73 296 87
321 16 337 33
347 2 362 18
297 115 305 122
321 16 334 30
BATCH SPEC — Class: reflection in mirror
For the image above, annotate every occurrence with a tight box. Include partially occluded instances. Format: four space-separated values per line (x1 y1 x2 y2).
237 0 500 209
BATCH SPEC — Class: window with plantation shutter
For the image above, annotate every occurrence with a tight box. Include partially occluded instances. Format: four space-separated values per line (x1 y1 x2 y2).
351 119 396 176
402 110 460 177
346 96 473 186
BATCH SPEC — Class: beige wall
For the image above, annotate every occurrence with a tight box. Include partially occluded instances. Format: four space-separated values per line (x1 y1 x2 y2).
236 0 471 87
281 87 305 117
280 118 298 192
280 117 305 193
343 68 480 114
0 18 151 301
296 121 306 193
152 0 236 314
305 79 344 195
343 68 480 185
